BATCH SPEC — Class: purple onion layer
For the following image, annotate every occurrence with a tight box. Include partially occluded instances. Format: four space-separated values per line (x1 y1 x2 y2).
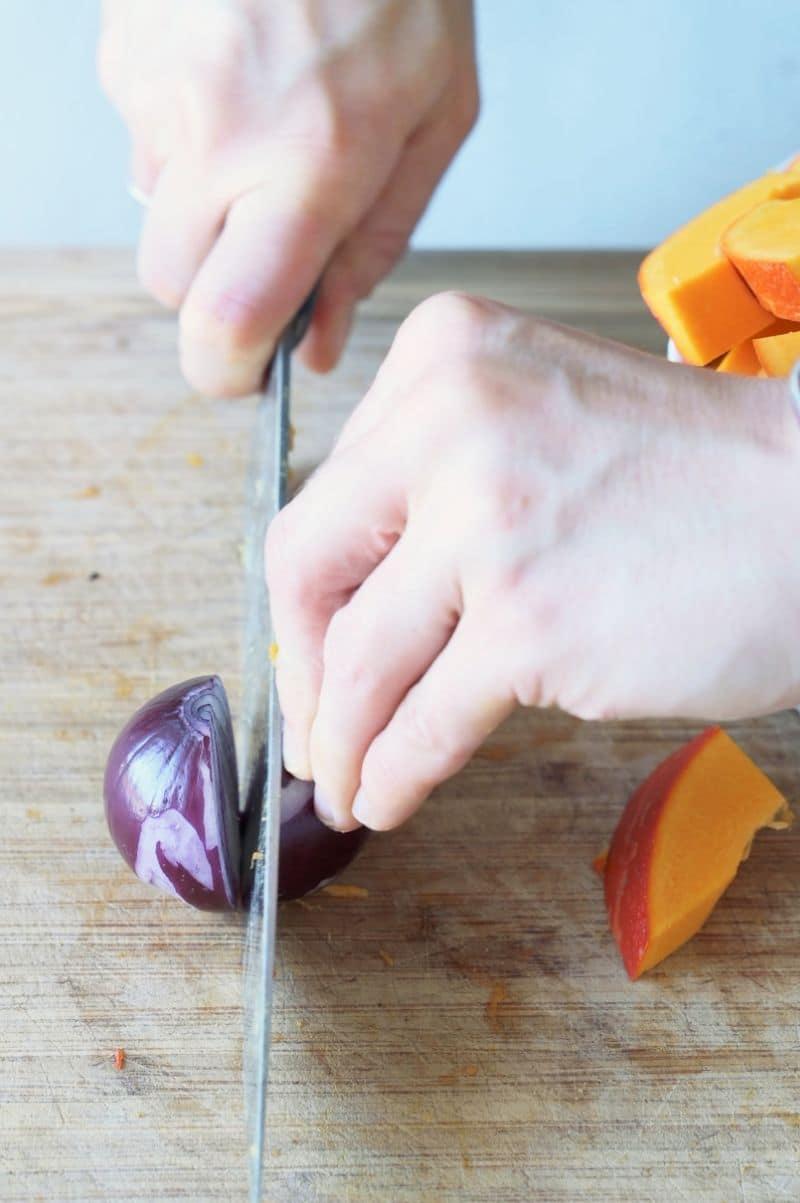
104 676 367 911
104 676 240 911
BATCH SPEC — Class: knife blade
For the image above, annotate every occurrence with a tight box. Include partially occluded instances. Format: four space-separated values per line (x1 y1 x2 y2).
240 295 315 1203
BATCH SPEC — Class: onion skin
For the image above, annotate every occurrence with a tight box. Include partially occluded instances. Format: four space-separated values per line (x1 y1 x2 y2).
104 676 366 910
104 676 240 911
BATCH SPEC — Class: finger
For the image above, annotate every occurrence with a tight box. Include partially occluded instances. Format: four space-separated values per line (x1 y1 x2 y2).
352 613 515 831
299 108 471 374
296 282 356 376
309 531 460 830
265 431 410 778
137 158 225 310
178 144 386 397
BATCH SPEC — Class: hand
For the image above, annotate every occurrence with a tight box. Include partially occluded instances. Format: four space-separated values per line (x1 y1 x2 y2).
266 292 800 831
98 0 478 396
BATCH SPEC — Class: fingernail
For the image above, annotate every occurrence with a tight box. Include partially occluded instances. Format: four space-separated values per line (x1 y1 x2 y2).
313 785 339 829
282 725 311 780
314 785 360 833
351 787 374 828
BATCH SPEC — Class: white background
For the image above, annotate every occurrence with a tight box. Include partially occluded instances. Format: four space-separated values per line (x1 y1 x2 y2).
0 0 796 248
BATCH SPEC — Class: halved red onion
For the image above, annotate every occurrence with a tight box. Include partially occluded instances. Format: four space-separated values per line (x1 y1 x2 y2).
103 676 366 910
239 768 367 904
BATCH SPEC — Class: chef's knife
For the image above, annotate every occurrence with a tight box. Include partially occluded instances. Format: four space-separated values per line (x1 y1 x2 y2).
240 294 315 1203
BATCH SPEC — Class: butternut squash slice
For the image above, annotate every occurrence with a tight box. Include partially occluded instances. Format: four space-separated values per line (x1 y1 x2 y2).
639 170 800 365
601 728 792 979
722 197 800 321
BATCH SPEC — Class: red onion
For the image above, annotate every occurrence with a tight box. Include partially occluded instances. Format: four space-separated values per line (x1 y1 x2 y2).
104 676 365 910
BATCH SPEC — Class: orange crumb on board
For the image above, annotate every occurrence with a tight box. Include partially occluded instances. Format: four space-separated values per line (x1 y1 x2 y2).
74 485 100 499
485 982 509 1030
114 673 135 700
378 948 395 968
268 641 279 664
40 571 69 587
592 849 608 877
114 1049 126 1071
186 452 205 468
321 884 369 899
475 743 520 762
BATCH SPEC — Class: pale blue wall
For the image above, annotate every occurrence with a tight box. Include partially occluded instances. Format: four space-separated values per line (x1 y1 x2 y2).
0 0 796 248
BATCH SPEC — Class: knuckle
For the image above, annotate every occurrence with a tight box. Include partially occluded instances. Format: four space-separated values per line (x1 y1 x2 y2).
401 291 492 350
399 694 453 766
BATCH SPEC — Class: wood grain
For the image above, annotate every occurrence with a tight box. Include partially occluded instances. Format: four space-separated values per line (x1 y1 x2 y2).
1 250 799 1202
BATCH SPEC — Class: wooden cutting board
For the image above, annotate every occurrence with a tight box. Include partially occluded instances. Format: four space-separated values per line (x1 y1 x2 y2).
2 250 799 1203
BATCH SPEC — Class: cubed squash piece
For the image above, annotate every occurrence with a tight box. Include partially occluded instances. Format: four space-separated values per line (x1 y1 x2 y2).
754 328 800 376
716 339 761 375
718 318 800 374
639 171 800 365
722 198 800 320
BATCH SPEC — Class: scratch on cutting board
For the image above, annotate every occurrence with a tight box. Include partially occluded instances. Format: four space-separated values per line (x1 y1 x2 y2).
738 1160 748 1203
643 1080 680 1130
39 1057 66 1129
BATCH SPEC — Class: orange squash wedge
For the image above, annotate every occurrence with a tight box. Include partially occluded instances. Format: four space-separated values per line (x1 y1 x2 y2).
602 727 792 980
722 197 800 321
